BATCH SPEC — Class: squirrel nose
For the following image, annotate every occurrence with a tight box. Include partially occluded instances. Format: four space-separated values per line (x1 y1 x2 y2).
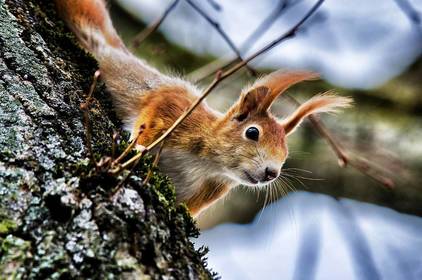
263 167 278 182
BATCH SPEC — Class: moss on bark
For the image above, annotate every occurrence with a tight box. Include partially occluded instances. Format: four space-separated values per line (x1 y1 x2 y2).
0 0 215 279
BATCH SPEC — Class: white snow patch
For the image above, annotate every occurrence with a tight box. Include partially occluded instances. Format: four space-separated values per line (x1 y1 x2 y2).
194 191 422 280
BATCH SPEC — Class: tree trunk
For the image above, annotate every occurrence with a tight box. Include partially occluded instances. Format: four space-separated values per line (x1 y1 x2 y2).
0 0 214 278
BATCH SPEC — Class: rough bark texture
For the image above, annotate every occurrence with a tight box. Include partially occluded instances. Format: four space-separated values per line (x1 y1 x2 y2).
0 0 214 279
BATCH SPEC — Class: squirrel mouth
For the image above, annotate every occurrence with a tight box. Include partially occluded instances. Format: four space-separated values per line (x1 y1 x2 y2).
244 171 259 185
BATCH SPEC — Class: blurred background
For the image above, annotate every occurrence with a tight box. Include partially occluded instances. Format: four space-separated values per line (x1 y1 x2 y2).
108 0 422 278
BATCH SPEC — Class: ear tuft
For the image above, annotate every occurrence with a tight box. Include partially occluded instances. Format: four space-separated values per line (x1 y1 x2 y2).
282 92 353 135
253 70 319 111
297 92 353 114
233 86 270 121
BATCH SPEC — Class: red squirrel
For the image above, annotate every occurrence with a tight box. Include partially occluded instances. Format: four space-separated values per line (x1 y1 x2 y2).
56 0 352 217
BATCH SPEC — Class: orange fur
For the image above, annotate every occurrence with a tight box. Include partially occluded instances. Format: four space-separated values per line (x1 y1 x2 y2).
255 70 319 111
282 92 353 135
187 179 230 216
58 0 353 217
55 0 124 51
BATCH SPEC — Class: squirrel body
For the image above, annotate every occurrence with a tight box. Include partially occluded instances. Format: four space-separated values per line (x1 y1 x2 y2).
56 0 352 217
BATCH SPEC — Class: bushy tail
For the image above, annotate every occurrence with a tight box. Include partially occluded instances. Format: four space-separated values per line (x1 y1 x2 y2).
55 0 172 127
55 0 125 54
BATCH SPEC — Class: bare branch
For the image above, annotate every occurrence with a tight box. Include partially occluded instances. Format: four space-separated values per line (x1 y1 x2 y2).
184 0 257 76
112 124 146 166
393 0 421 30
205 0 222 11
143 141 165 185
189 0 304 82
347 156 394 189
111 131 119 160
111 147 148 197
131 0 180 50
80 70 101 168
240 0 304 53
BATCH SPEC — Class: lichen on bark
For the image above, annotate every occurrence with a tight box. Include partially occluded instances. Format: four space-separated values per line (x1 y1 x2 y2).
0 0 215 279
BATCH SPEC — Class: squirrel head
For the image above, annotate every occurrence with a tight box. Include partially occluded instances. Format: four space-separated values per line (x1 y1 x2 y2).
214 70 352 187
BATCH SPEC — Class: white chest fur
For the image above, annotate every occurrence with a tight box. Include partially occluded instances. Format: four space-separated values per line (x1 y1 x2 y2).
158 148 232 202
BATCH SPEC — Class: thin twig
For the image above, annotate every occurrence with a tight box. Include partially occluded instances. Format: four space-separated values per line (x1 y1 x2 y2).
206 0 222 11
184 0 257 76
111 147 148 197
80 70 101 168
112 124 146 165
111 131 119 160
189 0 304 82
111 0 325 173
309 116 348 167
143 141 165 185
392 0 421 30
240 0 304 54
348 156 394 189
131 0 180 50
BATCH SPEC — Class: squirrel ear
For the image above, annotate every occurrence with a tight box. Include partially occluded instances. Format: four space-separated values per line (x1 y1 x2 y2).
233 86 270 121
254 70 319 112
231 70 319 121
281 93 353 136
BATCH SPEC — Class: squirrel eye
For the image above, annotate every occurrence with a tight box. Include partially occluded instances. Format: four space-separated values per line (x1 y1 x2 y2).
245 127 259 141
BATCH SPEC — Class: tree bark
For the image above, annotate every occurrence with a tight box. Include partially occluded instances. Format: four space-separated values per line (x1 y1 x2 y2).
0 0 214 279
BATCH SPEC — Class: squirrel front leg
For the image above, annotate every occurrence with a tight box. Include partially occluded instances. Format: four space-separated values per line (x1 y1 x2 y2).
186 179 231 217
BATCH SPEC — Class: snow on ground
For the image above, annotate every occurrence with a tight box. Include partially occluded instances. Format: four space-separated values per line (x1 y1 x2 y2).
116 0 422 89
194 192 422 280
